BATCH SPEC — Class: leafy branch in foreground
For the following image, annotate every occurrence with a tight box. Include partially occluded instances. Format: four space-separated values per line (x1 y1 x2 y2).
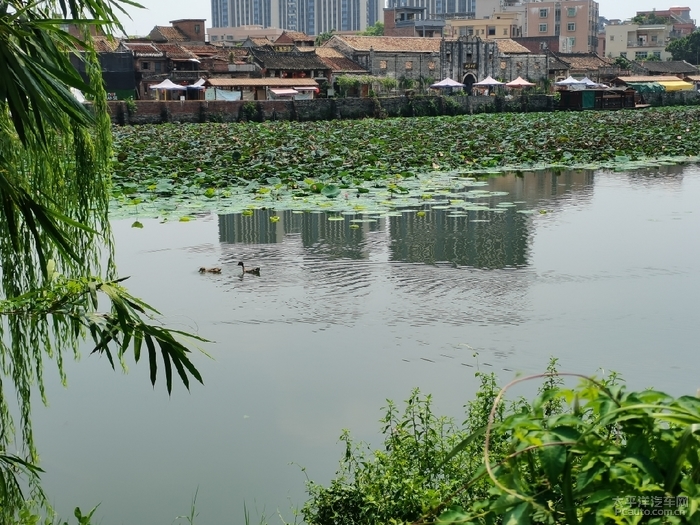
432 372 700 525
302 360 700 525
1 272 207 394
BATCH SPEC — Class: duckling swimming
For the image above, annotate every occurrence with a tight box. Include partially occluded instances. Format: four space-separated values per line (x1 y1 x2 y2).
199 267 222 274
238 261 260 276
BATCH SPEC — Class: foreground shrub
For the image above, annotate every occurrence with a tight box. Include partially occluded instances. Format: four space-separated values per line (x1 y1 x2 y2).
302 361 700 524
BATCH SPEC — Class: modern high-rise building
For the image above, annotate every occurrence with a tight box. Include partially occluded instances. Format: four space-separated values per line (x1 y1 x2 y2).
210 0 383 35
386 0 475 20
524 0 599 53
211 0 273 27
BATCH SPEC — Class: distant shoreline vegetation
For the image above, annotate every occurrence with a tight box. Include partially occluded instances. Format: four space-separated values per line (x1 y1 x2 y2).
111 107 700 220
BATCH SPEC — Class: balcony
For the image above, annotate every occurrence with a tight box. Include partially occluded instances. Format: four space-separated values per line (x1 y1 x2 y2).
626 41 667 48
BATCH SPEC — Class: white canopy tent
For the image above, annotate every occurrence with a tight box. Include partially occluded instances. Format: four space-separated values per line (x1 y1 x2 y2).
555 76 586 90
580 76 607 88
473 75 504 87
149 79 187 91
149 79 188 100
430 78 465 89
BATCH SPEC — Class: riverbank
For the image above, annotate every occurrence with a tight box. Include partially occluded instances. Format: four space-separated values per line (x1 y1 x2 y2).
109 90 700 125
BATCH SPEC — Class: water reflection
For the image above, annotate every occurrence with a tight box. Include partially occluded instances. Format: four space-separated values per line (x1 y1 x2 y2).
218 170 596 270
624 163 686 188
39 165 700 525
218 209 383 260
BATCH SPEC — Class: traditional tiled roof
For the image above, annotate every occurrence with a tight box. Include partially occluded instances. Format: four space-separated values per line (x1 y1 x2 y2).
686 75 700 81
206 78 319 87
614 75 684 83
494 39 530 54
635 60 699 75
245 37 272 46
228 48 251 59
122 42 163 57
92 36 120 52
315 47 366 73
554 53 613 71
548 54 569 71
150 25 189 42
180 44 222 57
327 35 441 53
251 48 329 70
276 31 315 43
153 43 198 60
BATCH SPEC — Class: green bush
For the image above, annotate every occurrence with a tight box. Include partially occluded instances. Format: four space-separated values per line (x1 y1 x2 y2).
302 359 700 525
302 372 511 525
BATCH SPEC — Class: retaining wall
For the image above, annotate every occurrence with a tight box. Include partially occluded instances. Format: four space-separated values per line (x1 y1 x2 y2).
109 90 699 126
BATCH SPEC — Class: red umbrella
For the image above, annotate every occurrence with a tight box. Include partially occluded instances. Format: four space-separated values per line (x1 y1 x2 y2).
505 76 535 88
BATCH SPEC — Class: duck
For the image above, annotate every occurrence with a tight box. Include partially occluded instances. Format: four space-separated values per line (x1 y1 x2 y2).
238 261 260 276
199 267 221 274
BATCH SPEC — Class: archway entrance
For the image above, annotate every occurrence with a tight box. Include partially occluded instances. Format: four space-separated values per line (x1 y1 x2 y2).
463 73 477 93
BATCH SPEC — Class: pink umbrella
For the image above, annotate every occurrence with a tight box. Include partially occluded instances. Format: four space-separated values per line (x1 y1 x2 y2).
505 76 535 88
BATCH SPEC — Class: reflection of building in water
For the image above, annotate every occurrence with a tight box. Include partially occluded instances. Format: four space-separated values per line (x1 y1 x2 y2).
218 209 383 259
218 171 595 268
625 164 688 187
490 170 595 204
389 170 595 269
390 209 529 268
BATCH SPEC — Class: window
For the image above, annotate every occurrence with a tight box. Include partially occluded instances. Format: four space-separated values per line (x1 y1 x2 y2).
539 23 547 32
226 35 234 40
609 35 614 41
467 27 473 35
503 28 508 35
651 35 657 42
379 60 387 69
567 7 576 16
141 61 150 70
405 61 413 70
539 8 548 17
635 51 648 59
155 62 162 72
212 35 218 41
195 24 200 34
653 51 661 59
488 26 495 35
567 23 575 31
620 51 627 58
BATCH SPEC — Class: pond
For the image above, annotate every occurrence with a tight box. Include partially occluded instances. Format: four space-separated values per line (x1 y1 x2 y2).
35 165 700 524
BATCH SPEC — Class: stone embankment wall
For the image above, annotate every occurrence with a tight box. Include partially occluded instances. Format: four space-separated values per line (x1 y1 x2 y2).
109 91 699 125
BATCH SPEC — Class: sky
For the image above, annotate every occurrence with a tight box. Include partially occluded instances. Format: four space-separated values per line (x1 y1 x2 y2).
119 0 691 37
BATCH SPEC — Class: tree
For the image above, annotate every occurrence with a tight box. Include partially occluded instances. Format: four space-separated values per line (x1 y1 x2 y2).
0 0 204 520
632 13 669 25
614 55 632 69
359 21 384 36
315 29 335 46
666 30 700 64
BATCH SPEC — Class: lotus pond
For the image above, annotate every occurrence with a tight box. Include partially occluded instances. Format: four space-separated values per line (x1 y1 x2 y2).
35 116 700 524
112 106 700 221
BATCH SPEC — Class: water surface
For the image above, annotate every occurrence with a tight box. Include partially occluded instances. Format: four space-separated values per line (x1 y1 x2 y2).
35 165 700 524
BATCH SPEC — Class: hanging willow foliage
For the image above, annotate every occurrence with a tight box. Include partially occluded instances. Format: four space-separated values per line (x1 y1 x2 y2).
0 7 205 521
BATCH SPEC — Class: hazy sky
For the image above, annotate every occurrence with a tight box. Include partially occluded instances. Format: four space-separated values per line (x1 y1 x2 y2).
119 0 689 37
